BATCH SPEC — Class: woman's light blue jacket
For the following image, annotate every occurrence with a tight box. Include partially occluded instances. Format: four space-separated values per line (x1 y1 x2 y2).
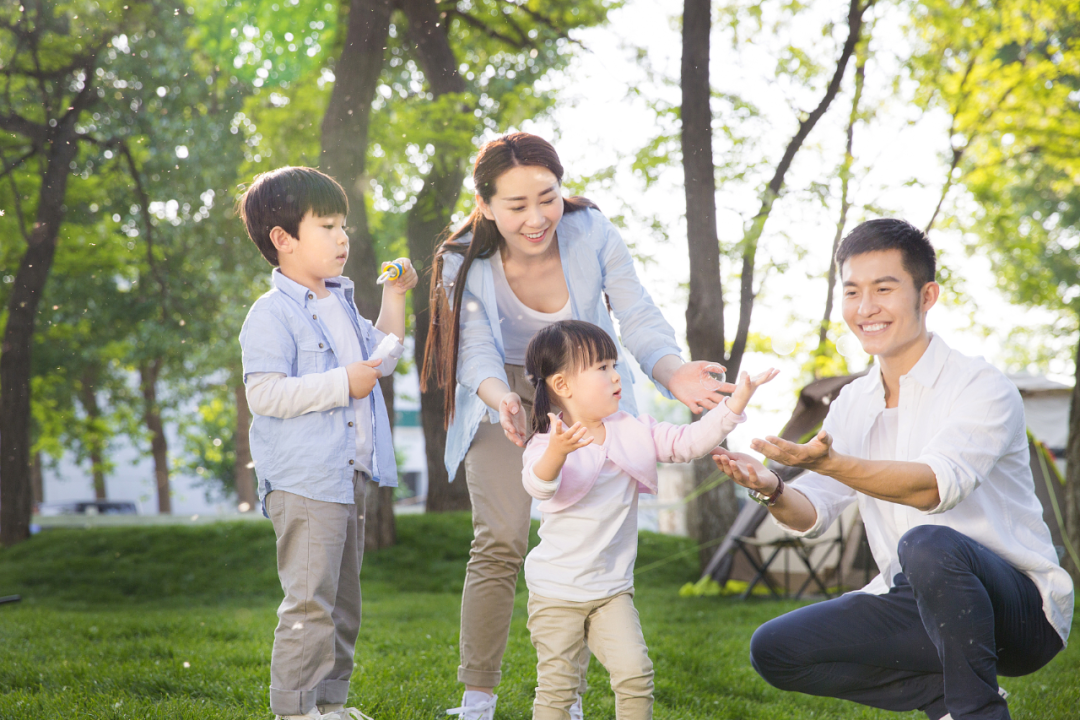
442 207 683 479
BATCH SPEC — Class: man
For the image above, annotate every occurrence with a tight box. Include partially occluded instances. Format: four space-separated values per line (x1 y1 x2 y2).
714 219 1072 720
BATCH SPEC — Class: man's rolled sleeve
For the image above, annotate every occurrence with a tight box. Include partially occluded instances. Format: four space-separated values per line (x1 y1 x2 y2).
240 306 295 380
913 371 1026 514
772 471 855 538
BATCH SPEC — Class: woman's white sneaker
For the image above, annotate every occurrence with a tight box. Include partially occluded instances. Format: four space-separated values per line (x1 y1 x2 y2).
446 691 498 720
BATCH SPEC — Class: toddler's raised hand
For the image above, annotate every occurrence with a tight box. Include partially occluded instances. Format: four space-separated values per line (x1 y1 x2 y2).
726 368 779 416
547 414 593 457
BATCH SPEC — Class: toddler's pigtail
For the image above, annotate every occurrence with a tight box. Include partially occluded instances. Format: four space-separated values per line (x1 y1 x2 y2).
531 376 553 435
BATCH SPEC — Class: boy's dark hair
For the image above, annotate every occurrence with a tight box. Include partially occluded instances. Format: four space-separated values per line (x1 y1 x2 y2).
835 218 936 289
525 320 619 436
237 166 348 266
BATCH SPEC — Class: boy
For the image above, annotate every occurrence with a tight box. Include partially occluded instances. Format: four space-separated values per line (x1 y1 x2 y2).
238 166 418 720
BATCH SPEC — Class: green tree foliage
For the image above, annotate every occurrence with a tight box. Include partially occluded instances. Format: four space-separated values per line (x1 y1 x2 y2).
908 0 1080 578
1 1 262 530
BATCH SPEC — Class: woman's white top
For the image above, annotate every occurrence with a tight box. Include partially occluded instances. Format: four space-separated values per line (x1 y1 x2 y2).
525 458 640 602
490 250 571 366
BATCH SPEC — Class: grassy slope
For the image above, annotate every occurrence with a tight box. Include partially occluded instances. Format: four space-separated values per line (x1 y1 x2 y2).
0 514 1076 719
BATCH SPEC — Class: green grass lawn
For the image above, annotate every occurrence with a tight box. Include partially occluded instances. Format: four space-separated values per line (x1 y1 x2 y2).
0 513 1076 719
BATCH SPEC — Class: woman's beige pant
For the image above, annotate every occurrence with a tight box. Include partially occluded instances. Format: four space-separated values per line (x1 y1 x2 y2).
457 364 589 691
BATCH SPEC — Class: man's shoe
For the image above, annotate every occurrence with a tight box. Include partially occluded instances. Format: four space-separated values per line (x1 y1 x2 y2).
939 687 1009 720
446 691 497 720
569 695 584 720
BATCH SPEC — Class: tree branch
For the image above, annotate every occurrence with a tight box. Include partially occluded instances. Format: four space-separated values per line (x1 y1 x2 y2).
731 0 871 365
0 113 48 146
118 140 169 316
446 9 528 49
497 0 583 47
0 146 35 185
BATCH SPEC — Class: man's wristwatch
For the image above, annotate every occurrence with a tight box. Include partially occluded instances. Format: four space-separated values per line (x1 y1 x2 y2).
748 474 784 507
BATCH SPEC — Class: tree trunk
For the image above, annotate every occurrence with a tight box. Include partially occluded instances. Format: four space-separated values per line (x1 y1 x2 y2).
320 0 397 547
817 40 867 358
1064 328 1080 582
364 375 399 550
79 367 108 500
678 0 868 568
233 381 256 512
398 0 472 513
0 122 80 546
680 0 738 565
414 152 471 514
321 0 392 322
139 360 171 515
31 451 44 508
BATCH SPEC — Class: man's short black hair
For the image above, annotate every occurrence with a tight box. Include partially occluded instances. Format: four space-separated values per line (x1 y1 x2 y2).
238 166 348 266
835 218 936 289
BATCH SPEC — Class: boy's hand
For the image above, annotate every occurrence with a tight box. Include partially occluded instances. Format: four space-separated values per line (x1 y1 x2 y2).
346 358 383 399
546 414 593 457
382 258 418 295
725 368 779 416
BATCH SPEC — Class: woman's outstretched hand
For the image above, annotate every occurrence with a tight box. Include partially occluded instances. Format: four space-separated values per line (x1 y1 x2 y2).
667 360 738 414
499 392 528 448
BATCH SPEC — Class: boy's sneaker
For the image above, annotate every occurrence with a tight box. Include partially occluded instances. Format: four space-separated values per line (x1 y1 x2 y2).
277 709 323 720
446 691 497 720
569 695 584 720
318 706 374 720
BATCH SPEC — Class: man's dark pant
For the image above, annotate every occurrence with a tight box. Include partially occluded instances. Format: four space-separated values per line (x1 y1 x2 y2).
749 525 1062 720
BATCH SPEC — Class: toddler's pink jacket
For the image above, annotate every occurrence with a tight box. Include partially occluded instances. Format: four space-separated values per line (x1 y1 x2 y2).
522 400 746 513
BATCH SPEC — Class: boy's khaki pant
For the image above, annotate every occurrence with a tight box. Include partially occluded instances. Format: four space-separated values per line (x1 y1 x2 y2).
527 591 654 720
267 471 367 716
458 364 589 691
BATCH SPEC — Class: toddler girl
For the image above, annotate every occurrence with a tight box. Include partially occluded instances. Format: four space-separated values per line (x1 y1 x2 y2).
520 319 777 719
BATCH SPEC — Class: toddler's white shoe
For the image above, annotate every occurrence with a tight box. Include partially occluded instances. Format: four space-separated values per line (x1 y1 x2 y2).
446 691 498 720
569 695 584 720
319 706 374 720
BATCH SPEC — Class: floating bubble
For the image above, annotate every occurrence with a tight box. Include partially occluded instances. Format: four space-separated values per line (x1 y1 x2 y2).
772 336 797 356
836 333 863 359
700 363 727 392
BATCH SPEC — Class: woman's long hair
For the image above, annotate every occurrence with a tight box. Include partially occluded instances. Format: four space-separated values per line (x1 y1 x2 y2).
420 132 596 425
524 320 618 435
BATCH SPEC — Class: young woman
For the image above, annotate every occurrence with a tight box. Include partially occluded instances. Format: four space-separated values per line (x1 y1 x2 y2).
422 133 733 720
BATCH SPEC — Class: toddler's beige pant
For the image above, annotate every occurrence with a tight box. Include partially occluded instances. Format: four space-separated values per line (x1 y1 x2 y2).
527 591 654 720
457 364 589 690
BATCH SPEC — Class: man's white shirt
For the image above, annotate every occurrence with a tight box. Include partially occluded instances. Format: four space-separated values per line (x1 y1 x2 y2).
776 333 1073 644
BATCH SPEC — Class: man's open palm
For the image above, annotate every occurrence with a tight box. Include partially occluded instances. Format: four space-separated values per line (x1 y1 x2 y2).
752 429 834 472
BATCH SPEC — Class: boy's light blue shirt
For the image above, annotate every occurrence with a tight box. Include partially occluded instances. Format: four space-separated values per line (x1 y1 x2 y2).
443 207 683 479
239 269 397 510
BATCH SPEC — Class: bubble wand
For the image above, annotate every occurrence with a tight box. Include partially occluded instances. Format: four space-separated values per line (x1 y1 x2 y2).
376 261 404 285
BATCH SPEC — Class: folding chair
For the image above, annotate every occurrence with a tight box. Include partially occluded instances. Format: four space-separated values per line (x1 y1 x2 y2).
732 530 842 600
